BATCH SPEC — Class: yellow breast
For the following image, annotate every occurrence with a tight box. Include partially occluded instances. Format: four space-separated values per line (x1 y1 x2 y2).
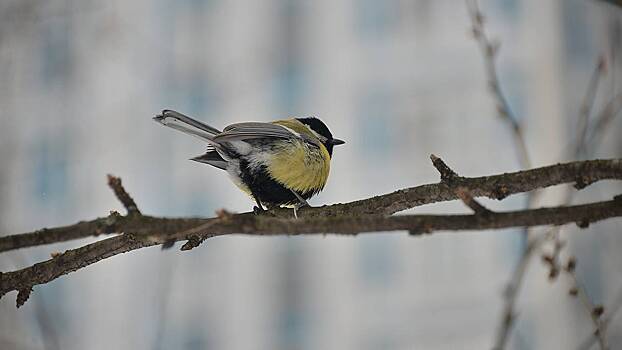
266 138 331 194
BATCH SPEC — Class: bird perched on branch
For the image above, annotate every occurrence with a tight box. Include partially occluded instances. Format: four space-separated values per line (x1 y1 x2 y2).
153 110 344 217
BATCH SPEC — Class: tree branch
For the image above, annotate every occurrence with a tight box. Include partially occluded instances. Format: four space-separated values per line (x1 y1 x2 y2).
1 158 621 254
1 197 621 304
0 157 621 307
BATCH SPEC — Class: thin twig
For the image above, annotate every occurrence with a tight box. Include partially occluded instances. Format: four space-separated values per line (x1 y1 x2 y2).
468 2 618 346
468 8 615 344
586 93 622 152
542 58 618 348
559 257 608 349
466 1 538 346
578 287 622 350
493 237 539 350
107 174 141 216
430 154 459 182
455 187 492 215
575 57 606 157
466 0 531 169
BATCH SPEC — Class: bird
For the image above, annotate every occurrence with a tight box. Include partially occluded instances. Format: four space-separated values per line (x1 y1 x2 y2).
153 110 345 217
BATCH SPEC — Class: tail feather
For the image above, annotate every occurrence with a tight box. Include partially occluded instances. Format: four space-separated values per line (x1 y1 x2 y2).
153 110 221 142
190 151 228 170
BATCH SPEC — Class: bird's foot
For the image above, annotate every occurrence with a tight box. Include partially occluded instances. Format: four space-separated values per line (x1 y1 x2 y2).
290 190 310 219
293 202 311 219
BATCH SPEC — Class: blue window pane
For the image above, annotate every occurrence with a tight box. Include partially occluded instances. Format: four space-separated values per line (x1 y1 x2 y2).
40 22 72 85
358 236 396 285
356 0 398 37
32 138 68 202
358 89 394 155
274 63 305 114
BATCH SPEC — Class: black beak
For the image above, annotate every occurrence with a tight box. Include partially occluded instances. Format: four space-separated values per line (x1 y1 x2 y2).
329 138 345 146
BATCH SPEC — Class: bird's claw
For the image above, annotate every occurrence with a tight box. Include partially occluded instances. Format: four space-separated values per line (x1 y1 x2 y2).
293 202 311 219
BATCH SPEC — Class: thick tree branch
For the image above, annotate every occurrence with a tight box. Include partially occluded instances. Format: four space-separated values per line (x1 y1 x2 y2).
0 216 121 253
2 158 621 254
1 198 621 303
1 157 621 307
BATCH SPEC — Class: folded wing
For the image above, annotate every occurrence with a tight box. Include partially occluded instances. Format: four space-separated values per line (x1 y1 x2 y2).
214 122 320 148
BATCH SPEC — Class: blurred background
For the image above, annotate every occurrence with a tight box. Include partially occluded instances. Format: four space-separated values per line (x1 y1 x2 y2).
0 0 621 349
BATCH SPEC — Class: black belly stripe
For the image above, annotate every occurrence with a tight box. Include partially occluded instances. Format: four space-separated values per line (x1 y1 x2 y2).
239 159 315 206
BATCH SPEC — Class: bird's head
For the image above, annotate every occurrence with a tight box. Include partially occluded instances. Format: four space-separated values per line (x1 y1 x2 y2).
296 117 345 157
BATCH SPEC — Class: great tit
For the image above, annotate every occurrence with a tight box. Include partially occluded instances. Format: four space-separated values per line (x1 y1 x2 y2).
153 110 345 216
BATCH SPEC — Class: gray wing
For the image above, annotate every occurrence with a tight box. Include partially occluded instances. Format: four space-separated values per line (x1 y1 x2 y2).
213 122 319 146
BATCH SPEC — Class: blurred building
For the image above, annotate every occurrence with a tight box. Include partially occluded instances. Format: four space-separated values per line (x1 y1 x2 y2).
0 1 621 349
